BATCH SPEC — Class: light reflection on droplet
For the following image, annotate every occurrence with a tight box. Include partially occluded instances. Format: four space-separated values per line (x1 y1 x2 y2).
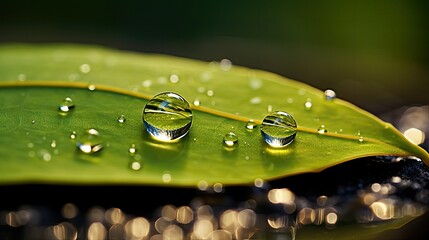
193 99 201 106
162 205 177 221
404 128 425 145
213 183 223 193
358 136 364 143
77 129 103 154
197 180 208 191
125 217 150 239
105 207 125 225
193 219 213 239
304 99 312 110
62 203 78 219
220 59 232 71
324 89 336 100
50 140 57 148
79 64 91 74
206 89 214 97
87 222 107 240
237 209 256 229
117 114 126 123
254 178 264 188
268 188 295 204
176 206 193 224
223 132 238 147
88 84 96 91
128 144 136 156
162 173 172 183
298 208 316 225
70 131 77 140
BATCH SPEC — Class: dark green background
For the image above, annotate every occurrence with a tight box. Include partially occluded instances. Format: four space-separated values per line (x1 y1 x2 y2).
1 0 428 116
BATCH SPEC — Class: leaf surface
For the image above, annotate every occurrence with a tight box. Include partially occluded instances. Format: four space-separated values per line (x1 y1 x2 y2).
0 44 427 186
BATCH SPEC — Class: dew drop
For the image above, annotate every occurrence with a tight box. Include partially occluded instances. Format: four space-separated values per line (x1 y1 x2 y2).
223 132 238 147
128 144 137 156
169 74 180 83
70 131 77 140
130 160 142 171
58 97 75 114
31 120 36 124
206 90 214 97
304 98 312 110
18 74 26 81
88 84 96 91
143 92 192 142
50 140 57 148
220 59 232 71
39 149 52 162
162 172 172 183
193 99 201 106
358 136 364 143
245 120 257 131
79 64 91 74
77 129 103 154
260 111 297 148
318 125 327 134
324 89 336 100
117 115 126 123
141 79 152 88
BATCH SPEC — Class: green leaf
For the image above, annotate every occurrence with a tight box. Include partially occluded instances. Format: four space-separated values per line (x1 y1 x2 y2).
0 43 427 186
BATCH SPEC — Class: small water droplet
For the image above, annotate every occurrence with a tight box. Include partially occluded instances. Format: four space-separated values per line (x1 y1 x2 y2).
128 144 137 156
254 178 264 188
162 173 172 183
246 120 257 130
27 142 34 148
358 136 364 143
77 129 103 154
193 99 201 106
169 74 180 83
143 92 193 142
50 140 57 148
250 97 261 104
141 79 152 88
88 84 96 91
206 90 214 97
267 105 273 112
220 59 232 71
70 131 77 140
130 160 142 171
39 149 52 162
223 132 238 147
197 86 206 93
261 111 297 148
31 120 36 124
79 64 91 74
318 125 327 134
117 115 126 123
58 97 75 114
304 98 312 110
324 89 336 100
18 74 26 81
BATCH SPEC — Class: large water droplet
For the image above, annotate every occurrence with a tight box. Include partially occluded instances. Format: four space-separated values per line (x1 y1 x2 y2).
143 92 192 142
318 125 327 134
77 129 103 153
117 115 126 123
58 97 75 114
246 120 257 131
223 132 238 147
260 111 297 148
324 89 336 100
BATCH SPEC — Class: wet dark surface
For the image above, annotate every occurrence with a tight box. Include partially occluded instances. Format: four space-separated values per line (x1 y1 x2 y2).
1 156 428 239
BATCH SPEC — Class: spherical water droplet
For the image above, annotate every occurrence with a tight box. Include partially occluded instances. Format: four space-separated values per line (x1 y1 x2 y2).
77 129 103 154
358 136 364 143
130 160 142 171
245 120 257 131
50 140 57 148
193 99 201 106
58 97 75 114
324 89 336 100
79 64 91 74
31 120 36 124
169 74 180 83
261 111 297 148
88 84 96 91
117 115 126 123
128 144 137 155
162 173 172 183
39 149 52 161
141 79 152 88
223 132 238 147
143 92 193 142
206 90 214 97
318 125 327 134
70 131 77 140
220 59 232 71
304 99 312 110
18 74 26 81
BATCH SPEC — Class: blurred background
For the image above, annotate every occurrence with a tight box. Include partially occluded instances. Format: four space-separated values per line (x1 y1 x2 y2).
2 0 427 149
